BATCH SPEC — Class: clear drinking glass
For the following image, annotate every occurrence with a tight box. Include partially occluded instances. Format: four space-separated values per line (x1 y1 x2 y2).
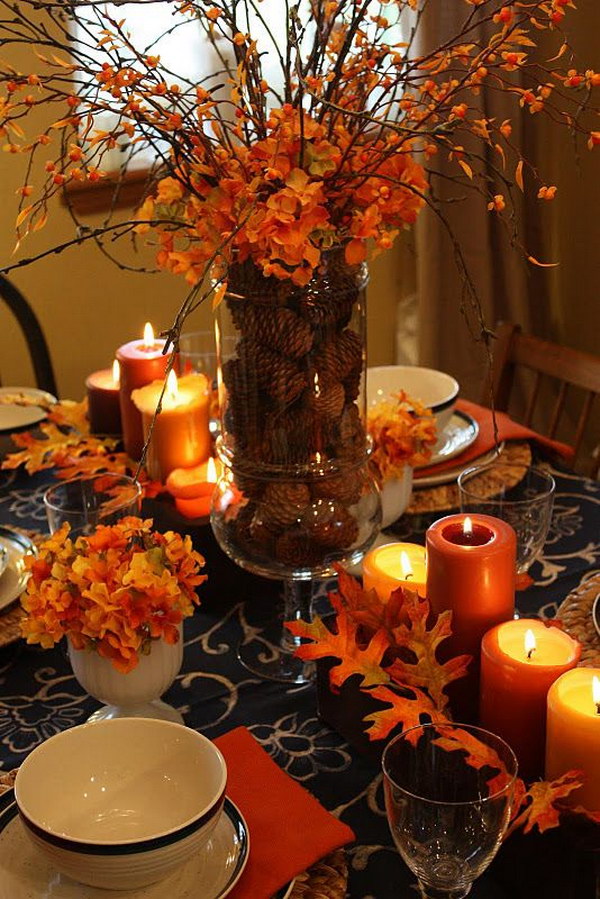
382 722 518 899
44 473 142 536
457 462 555 573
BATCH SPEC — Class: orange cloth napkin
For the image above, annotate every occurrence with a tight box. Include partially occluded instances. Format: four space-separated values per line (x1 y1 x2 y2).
214 727 354 899
415 399 573 479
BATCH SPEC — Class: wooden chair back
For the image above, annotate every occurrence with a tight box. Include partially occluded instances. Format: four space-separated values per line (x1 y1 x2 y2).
487 322 600 477
0 275 57 396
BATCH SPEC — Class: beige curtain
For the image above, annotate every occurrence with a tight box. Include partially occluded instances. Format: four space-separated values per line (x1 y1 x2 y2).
413 1 600 413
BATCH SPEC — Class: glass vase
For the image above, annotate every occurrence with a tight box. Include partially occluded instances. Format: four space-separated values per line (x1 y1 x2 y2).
211 252 381 682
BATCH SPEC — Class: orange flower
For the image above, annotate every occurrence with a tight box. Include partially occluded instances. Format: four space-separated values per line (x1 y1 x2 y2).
20 518 206 672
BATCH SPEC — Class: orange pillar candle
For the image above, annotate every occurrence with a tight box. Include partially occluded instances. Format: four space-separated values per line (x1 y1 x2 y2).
426 513 516 720
131 371 211 483
480 620 581 780
116 322 173 461
546 668 600 811
363 543 427 600
85 360 122 436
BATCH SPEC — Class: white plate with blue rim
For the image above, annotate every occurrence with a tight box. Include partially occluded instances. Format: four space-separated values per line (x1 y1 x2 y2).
0 528 37 614
0 792 252 899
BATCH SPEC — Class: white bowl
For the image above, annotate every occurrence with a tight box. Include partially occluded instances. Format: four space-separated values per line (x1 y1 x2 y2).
14 718 227 890
380 466 414 529
368 365 459 435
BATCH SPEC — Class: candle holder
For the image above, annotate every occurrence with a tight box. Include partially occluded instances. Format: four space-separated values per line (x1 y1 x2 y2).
457 462 555 574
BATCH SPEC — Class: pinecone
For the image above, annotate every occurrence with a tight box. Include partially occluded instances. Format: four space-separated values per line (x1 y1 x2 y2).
248 513 277 555
311 471 363 506
302 499 359 550
274 529 323 567
261 481 311 529
335 403 367 462
296 294 354 330
222 358 262 450
233 472 265 500
308 381 345 421
342 364 362 402
238 338 306 405
238 305 313 360
314 329 363 385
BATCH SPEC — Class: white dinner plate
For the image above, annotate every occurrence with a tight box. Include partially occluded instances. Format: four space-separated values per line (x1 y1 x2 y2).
0 529 37 613
0 792 249 899
413 443 504 489
414 410 479 470
0 387 57 431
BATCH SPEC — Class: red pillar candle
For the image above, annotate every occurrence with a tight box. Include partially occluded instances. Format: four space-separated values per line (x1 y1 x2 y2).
85 360 122 436
480 620 581 780
426 513 516 720
116 322 173 461
131 371 211 483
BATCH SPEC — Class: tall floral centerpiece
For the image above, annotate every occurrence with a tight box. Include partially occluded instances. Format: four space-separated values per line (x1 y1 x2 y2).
21 517 206 722
1 2 598 676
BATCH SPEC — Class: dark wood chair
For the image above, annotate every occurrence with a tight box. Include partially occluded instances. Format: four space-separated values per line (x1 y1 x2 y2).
0 274 57 397
486 322 600 477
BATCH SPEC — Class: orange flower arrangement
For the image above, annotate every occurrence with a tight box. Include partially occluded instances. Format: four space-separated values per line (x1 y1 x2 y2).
21 517 207 673
0 0 597 334
368 391 438 482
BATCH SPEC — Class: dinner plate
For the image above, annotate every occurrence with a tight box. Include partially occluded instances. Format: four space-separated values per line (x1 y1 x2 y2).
413 443 504 489
414 410 479 470
0 792 249 899
0 386 56 431
0 528 37 614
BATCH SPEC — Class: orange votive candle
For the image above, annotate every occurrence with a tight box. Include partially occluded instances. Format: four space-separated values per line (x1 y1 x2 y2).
362 543 427 600
480 620 581 780
546 668 600 811
131 371 211 483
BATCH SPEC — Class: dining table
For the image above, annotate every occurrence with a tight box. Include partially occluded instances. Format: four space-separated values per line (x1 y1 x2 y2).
0 439 598 899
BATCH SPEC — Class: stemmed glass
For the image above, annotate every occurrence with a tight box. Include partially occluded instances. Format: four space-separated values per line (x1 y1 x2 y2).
44 473 142 536
382 722 518 899
457 462 555 573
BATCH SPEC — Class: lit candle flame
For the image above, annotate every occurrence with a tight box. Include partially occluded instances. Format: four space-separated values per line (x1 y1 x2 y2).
166 369 178 403
463 516 473 535
112 359 120 386
525 628 536 660
206 457 217 483
593 676 600 715
400 551 414 581
143 321 155 348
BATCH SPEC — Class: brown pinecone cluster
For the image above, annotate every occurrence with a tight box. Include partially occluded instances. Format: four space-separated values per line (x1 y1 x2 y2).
221 255 369 568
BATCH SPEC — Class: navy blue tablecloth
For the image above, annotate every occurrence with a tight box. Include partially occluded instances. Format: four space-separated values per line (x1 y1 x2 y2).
0 456 598 898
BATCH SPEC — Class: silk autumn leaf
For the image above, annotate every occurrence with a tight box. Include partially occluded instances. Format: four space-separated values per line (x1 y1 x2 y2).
333 566 406 640
505 771 585 838
286 593 390 690
364 684 446 745
432 724 514 794
1 424 116 475
387 591 472 711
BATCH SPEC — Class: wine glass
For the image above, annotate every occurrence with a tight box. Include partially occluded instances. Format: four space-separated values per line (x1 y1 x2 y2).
382 722 518 899
457 462 555 573
44 473 142 536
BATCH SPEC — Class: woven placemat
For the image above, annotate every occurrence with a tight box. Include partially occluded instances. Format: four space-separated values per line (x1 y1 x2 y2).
0 769 348 898
407 440 532 515
557 572 600 667
289 849 347 898
0 527 44 650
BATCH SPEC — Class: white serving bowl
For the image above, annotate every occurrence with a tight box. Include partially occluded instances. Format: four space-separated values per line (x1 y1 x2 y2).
380 465 414 529
14 718 227 890
368 365 459 436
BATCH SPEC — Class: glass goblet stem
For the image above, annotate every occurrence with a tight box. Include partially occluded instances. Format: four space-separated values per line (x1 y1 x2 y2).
418 882 471 899
280 579 313 655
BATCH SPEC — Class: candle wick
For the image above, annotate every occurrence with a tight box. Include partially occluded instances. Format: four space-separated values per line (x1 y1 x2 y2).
405 573 413 581
527 647 536 660
596 703 600 716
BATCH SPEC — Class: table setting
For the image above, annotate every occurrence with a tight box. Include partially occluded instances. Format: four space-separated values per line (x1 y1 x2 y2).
0 2 599 896
0 339 598 899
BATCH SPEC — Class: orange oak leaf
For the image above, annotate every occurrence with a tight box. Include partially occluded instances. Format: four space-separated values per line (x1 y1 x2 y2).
2 425 114 475
286 594 390 690
432 724 514 793
48 399 90 433
364 684 447 744
505 770 585 838
333 566 406 639
386 590 471 711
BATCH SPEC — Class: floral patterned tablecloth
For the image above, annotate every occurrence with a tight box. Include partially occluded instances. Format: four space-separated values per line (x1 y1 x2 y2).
0 457 598 898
